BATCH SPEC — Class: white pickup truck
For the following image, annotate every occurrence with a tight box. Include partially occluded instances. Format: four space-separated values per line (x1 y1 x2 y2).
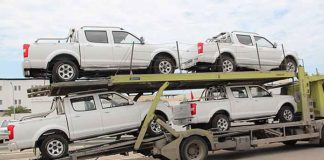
183 31 299 72
7 91 172 159
173 85 297 131
23 26 181 82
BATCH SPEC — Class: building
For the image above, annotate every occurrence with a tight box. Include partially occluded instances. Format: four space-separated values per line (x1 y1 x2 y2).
0 78 52 115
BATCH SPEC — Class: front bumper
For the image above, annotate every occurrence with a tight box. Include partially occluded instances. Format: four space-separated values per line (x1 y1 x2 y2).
8 141 19 151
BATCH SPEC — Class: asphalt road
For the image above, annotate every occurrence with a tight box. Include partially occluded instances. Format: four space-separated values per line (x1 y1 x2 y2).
1 141 324 160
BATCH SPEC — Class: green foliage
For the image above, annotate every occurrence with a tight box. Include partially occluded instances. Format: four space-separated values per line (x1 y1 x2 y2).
4 106 31 116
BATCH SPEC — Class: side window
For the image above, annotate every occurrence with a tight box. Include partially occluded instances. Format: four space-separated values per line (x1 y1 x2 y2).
1 120 8 127
231 87 248 98
249 86 271 98
99 93 129 108
236 34 253 46
85 30 108 43
112 31 141 44
205 86 227 100
71 96 96 111
254 36 274 48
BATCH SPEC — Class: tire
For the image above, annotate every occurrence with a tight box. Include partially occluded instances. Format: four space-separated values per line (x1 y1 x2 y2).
320 126 324 147
147 114 167 137
52 60 79 82
282 140 297 146
180 136 208 160
39 134 69 159
217 55 236 72
276 105 295 122
152 55 175 74
281 58 297 72
210 114 230 131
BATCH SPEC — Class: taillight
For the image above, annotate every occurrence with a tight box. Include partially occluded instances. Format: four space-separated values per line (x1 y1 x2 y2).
197 42 204 54
23 44 30 58
7 125 15 140
191 103 197 116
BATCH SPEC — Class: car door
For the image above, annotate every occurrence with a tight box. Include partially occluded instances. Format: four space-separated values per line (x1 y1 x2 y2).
79 30 114 69
98 93 141 133
111 31 149 69
228 86 254 119
69 96 104 139
248 86 275 117
233 34 261 69
254 36 283 70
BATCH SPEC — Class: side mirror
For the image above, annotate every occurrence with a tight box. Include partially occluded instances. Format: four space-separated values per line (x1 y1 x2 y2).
273 42 278 48
140 36 145 44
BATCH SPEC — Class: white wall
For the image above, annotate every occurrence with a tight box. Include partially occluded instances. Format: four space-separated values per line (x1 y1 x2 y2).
0 79 52 115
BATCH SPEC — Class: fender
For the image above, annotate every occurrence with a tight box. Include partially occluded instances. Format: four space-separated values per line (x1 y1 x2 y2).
276 98 298 113
45 49 81 66
207 107 231 123
32 125 70 147
150 48 179 67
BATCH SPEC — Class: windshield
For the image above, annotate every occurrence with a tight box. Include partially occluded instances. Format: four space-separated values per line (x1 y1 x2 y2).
206 32 232 43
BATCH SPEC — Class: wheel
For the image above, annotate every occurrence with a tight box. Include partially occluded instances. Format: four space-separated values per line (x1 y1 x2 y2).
217 55 236 72
152 56 175 74
180 136 208 160
52 60 79 82
276 106 295 122
282 140 297 146
39 134 68 159
210 114 230 131
147 114 166 137
320 126 324 147
281 58 297 72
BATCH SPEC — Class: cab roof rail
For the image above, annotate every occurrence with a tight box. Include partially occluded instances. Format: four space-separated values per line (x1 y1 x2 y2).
81 26 124 30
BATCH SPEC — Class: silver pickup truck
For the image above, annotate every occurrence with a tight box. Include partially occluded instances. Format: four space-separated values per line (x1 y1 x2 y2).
23 26 182 82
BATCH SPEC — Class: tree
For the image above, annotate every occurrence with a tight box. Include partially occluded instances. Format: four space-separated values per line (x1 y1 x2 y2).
4 106 31 116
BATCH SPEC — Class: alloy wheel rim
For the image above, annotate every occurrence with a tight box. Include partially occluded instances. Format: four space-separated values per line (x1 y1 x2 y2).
47 140 64 157
58 64 75 80
283 109 293 121
150 120 162 134
217 118 228 131
286 62 296 72
222 60 234 72
159 61 172 74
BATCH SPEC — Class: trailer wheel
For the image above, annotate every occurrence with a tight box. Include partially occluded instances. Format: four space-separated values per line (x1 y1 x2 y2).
180 136 208 160
320 126 324 147
52 60 79 82
39 134 68 159
276 105 295 122
211 114 230 131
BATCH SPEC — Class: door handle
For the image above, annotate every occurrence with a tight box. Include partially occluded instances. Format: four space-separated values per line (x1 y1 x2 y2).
115 45 122 48
86 44 94 47
74 115 80 118
105 111 110 113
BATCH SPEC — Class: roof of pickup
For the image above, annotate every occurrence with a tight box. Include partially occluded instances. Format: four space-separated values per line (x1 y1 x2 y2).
80 26 124 30
231 31 259 35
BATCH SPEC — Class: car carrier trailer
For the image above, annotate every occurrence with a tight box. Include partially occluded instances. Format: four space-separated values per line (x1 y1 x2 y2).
27 66 324 160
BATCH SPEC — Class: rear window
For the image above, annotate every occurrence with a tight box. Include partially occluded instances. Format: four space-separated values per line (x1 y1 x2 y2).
236 34 253 46
85 30 108 43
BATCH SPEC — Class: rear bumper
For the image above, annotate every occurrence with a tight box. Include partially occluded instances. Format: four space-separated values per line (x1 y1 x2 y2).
23 60 47 77
8 141 19 151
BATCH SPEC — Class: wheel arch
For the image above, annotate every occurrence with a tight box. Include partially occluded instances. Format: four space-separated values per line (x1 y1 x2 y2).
209 109 231 123
284 55 298 65
47 53 80 72
151 52 177 68
280 102 296 113
155 110 169 121
217 52 236 63
35 129 69 148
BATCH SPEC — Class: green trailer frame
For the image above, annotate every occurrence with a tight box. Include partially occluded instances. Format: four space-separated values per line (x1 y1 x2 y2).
28 66 324 160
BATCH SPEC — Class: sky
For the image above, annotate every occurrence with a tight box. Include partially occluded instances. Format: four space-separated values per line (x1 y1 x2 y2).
0 0 324 78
